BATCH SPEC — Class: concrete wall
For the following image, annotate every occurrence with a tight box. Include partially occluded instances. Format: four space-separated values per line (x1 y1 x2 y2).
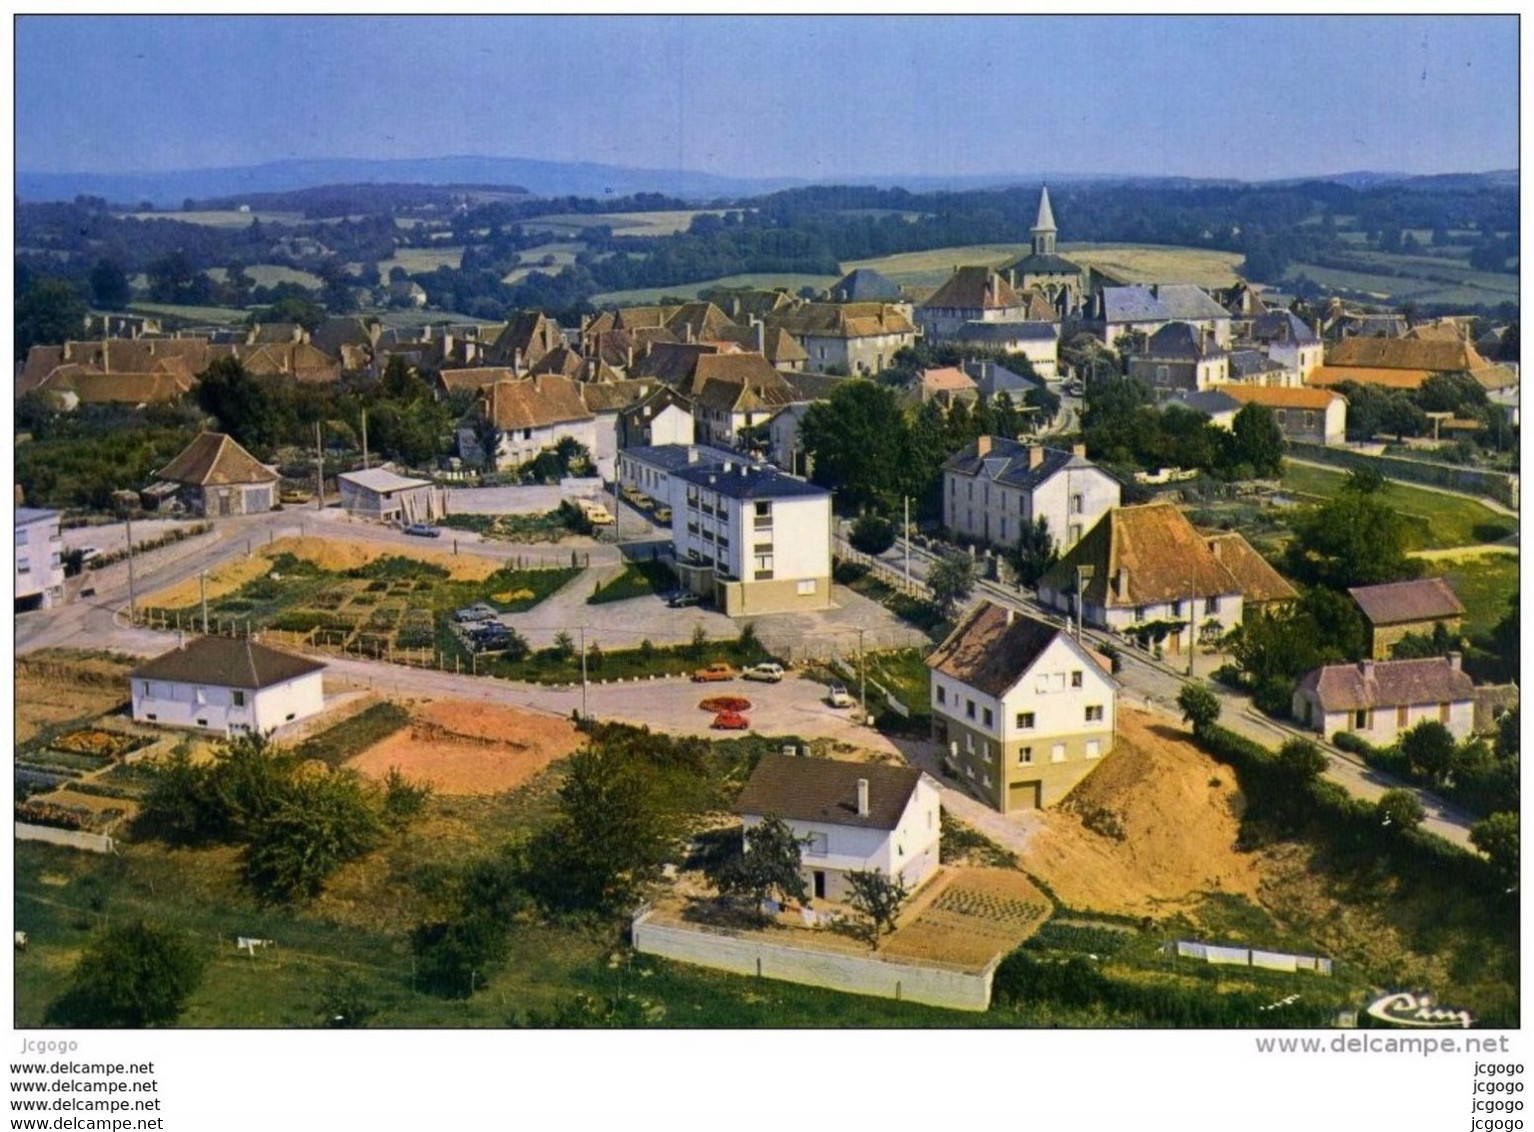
1287 441 1519 509
631 912 996 1012
15 824 116 854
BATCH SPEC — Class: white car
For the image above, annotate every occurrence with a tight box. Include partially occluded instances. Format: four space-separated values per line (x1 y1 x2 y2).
742 662 785 683
826 682 853 708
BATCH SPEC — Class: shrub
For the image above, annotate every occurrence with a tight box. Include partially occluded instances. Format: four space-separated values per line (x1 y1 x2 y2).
833 560 870 585
849 514 896 555
45 920 204 1028
1377 788 1425 832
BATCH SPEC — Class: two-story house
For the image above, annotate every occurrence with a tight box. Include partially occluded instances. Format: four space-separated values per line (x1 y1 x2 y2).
1348 577 1467 660
927 602 1117 812
15 507 65 611
1248 310 1324 384
733 755 942 901
460 376 599 474
1127 322 1230 393
1220 385 1347 445
916 267 1028 339
942 437 1120 554
765 303 918 375
670 459 832 616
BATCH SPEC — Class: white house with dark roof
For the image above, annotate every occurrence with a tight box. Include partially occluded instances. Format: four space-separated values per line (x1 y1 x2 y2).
130 636 326 736
927 602 1117 812
948 321 1060 378
1292 654 1475 744
1248 310 1324 384
15 507 65 611
733 755 942 900
1089 284 1232 350
942 436 1120 554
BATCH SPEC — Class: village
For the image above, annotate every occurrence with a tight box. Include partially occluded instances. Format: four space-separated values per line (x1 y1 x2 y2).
13 177 1521 1029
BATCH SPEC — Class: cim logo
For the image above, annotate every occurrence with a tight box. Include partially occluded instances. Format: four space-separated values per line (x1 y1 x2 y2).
1365 991 1474 1029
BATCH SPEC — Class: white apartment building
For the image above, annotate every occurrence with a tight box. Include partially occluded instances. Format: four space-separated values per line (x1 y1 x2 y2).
15 507 65 611
670 459 832 616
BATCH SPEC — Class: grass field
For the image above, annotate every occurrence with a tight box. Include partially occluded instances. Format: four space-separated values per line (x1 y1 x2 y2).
521 210 724 238
501 241 586 284
128 302 249 325
1060 243 1244 287
1278 462 1517 551
1285 260 1519 307
840 244 1031 288
124 209 303 228
1439 552 1519 638
207 264 323 290
377 246 465 275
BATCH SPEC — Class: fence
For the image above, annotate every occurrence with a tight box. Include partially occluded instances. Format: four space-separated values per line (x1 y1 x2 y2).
632 909 998 1012
832 536 933 599
1168 939 1333 976
16 823 116 855
1289 442 1519 509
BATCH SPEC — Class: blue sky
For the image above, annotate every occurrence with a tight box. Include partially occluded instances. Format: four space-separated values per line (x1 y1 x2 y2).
15 15 1519 180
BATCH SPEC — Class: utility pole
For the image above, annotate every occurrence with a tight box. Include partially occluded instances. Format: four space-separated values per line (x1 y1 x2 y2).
1187 556 1197 679
314 421 325 512
857 627 867 724
903 495 911 590
580 626 589 721
124 511 137 626
361 408 369 471
199 570 209 634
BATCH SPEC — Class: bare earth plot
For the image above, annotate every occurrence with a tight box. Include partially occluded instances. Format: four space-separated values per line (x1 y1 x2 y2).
882 867 1051 966
15 651 135 745
345 699 582 795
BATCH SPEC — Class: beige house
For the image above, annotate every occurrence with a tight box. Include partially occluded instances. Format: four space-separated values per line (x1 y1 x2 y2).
1220 385 1347 445
927 602 1117 812
916 267 1029 339
766 303 919 375
151 432 280 518
1036 504 1296 655
1348 577 1467 660
1292 654 1476 744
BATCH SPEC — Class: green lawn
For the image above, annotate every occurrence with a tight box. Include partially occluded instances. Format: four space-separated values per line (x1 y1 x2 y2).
1278 462 1516 551
592 272 839 306
587 560 677 605
1440 552 1519 638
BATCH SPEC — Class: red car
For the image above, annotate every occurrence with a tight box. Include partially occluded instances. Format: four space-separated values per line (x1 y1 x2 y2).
711 710 750 730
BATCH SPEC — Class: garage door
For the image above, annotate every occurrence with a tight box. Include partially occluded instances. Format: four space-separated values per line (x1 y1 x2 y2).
1008 780 1041 811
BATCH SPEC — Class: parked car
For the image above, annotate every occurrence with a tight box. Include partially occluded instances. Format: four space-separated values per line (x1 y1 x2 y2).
403 522 441 538
668 591 700 608
711 710 750 730
78 546 100 564
692 663 739 683
742 662 785 683
453 603 498 623
470 628 513 652
826 682 853 708
279 489 311 505
653 506 672 523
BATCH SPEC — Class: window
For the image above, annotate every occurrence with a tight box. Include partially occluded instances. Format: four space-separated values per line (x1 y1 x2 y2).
1135 606 1146 620
1397 704 1409 728
1172 599 1184 617
1085 705 1104 723
194 687 207 706
754 501 771 517
754 542 772 553
146 713 157 721
1086 739 1101 759
754 554 773 573
1071 494 1083 514
982 773 991 788
982 707 993 728
16 558 29 574
522 427 533 440
1051 743 1066 763
1274 409 1287 425
1019 747 1033 765
1205 596 1219 615
965 699 976 720
936 685 946 705
197 718 209 728
1016 711 1035 729
1035 675 1050 693
1071 670 1083 688
754 569 773 581
285 713 295 722
805 832 828 857
233 690 246 708
1303 411 1315 429
982 741 990 759
1354 709 1369 730
1439 702 1451 723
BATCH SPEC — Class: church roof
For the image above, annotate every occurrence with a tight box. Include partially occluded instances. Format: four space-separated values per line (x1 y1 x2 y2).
1007 251 1082 276
1034 185 1057 232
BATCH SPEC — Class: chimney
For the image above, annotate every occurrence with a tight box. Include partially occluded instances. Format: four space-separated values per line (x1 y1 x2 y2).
1448 651 1462 671
751 317 765 354
1360 658 1376 680
1072 443 1087 458
687 448 699 463
1005 607 1015 625
513 348 523 374
1028 446 1045 469
975 435 992 457
1208 537 1222 560
685 323 695 344
730 296 741 318
856 778 870 817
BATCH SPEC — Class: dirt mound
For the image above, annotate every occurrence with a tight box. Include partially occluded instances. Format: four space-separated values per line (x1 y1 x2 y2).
345 699 582 795
143 554 272 608
1025 707 1261 918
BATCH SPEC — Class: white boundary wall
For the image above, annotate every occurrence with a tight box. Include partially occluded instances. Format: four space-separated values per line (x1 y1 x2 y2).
632 910 997 1012
16 824 117 854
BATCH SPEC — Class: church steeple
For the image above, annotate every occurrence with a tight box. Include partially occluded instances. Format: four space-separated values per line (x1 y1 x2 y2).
1031 185 1057 256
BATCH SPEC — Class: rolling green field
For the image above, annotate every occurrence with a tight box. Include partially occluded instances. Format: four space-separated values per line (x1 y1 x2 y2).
1440 552 1519 638
521 209 724 238
1278 462 1517 551
377 245 465 275
1285 260 1519 307
128 301 249 325
207 263 323 289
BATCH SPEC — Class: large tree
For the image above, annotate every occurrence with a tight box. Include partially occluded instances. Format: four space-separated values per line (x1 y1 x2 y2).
926 552 976 618
242 769 384 901
716 815 809 922
89 258 131 309
46 920 205 1027
799 379 908 513
1011 515 1059 589
15 277 87 360
1283 479 1415 589
844 869 909 948
194 357 281 454
1228 402 1285 477
1471 811 1519 889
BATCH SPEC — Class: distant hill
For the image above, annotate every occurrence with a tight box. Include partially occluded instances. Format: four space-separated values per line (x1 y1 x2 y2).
17 154 1518 208
14 155 812 208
